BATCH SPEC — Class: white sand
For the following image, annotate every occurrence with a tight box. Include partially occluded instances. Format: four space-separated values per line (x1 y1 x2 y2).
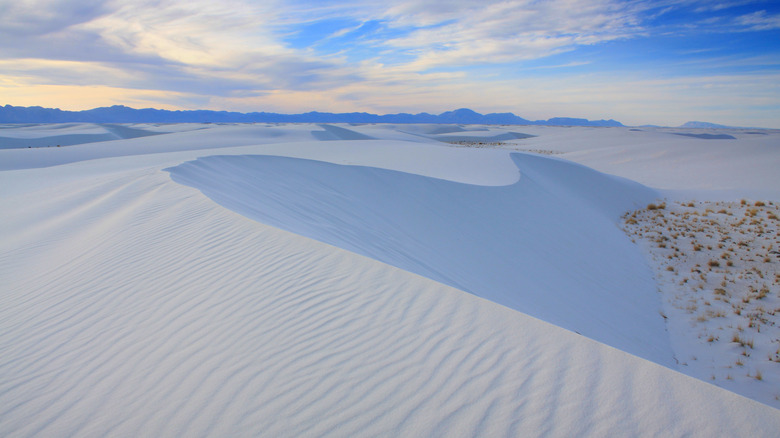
1 123 779 436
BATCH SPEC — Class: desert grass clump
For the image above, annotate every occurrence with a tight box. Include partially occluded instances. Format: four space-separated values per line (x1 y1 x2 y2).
731 334 754 349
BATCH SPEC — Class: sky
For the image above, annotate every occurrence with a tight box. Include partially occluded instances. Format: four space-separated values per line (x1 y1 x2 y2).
1 0 779 127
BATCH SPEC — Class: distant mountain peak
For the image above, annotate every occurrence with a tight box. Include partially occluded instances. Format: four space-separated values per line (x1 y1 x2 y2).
444 108 480 115
679 121 732 129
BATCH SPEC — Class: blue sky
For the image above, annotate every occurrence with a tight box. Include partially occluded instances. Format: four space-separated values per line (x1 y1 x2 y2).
1 0 779 127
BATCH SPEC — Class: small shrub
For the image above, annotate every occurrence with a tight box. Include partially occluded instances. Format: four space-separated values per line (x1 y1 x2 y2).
708 260 720 267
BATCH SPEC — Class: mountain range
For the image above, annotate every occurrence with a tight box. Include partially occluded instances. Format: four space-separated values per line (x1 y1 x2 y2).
0 105 624 127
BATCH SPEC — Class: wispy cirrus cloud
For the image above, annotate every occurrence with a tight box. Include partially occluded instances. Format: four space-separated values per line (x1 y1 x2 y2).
734 10 780 30
345 0 654 69
0 0 111 36
693 0 767 13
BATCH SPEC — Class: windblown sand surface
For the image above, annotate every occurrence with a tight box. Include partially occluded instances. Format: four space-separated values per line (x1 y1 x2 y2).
1 123 779 436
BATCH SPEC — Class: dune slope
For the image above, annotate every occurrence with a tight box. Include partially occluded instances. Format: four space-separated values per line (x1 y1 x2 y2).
2 161 779 436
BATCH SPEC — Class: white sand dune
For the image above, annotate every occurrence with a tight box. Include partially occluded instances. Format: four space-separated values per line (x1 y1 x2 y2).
0 123 165 149
503 125 780 199
0 123 340 170
312 124 376 141
2 124 779 436
430 131 535 143
166 152 670 366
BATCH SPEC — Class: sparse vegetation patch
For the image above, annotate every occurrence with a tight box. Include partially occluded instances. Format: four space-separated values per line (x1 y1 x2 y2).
622 199 779 398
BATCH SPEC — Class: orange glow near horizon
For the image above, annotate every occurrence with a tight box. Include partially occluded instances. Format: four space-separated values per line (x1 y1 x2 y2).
0 82 191 111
